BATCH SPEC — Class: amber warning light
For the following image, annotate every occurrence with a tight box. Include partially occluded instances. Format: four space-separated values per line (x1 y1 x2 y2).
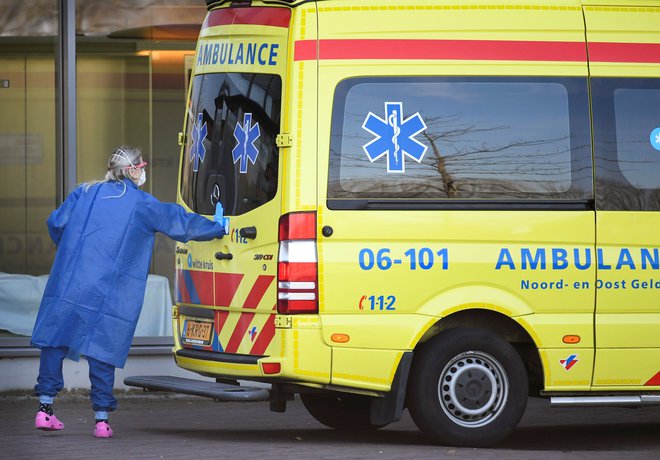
562 335 581 344
331 333 350 343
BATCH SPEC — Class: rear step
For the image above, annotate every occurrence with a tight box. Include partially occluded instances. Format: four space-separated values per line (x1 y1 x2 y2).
124 375 270 402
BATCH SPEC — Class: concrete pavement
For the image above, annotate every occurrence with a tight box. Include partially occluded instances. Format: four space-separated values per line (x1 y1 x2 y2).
2 392 660 460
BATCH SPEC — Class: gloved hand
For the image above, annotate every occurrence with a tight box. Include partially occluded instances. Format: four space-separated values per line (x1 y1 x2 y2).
214 202 229 237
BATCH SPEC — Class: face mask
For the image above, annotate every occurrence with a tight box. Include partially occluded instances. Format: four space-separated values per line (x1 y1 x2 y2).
112 149 147 185
137 168 146 186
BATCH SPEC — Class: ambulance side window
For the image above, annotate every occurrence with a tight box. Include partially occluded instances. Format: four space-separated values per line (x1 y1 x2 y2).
328 77 592 207
180 73 281 216
593 78 660 211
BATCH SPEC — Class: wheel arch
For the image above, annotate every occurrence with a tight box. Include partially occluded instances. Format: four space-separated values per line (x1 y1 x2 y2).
413 309 544 396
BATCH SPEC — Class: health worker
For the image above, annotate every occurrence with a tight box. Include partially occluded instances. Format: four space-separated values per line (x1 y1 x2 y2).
31 146 225 438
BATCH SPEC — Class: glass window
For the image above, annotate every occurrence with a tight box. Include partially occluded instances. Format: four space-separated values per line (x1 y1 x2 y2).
615 89 660 189
181 72 281 216
0 0 206 341
71 0 206 339
593 78 660 211
328 77 592 205
0 1 57 339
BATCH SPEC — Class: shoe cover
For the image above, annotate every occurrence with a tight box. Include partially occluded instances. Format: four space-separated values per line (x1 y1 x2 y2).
35 411 64 431
94 421 113 438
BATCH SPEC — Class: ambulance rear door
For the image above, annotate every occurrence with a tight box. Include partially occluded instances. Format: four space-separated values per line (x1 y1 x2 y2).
176 5 289 360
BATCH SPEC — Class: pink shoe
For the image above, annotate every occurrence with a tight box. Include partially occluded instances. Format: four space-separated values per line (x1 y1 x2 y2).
35 411 64 431
94 421 113 438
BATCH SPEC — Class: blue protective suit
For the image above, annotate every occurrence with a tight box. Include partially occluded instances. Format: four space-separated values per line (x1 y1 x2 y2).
31 179 223 368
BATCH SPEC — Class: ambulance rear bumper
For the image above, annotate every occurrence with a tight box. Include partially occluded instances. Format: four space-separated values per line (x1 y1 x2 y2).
123 375 270 402
176 348 262 364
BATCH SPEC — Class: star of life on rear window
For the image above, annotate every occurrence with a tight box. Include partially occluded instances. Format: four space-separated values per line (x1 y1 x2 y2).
181 72 281 216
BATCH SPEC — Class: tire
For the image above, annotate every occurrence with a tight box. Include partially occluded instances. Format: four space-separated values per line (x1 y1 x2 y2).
300 392 386 431
407 328 528 447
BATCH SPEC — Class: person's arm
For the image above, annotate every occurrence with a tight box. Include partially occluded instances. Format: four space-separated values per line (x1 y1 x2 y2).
47 187 82 245
142 198 224 242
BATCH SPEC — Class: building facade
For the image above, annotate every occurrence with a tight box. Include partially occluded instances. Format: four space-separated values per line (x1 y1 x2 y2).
0 0 205 385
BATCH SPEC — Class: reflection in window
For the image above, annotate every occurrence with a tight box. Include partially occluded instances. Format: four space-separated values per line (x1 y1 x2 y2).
594 78 660 211
614 88 660 190
0 0 206 339
329 77 592 202
181 73 281 216
0 2 57 339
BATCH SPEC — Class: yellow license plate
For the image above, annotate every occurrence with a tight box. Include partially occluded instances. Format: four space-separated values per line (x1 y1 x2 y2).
183 320 213 345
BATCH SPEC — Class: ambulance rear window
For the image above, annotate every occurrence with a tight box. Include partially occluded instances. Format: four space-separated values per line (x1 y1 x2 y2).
180 73 281 216
328 77 592 206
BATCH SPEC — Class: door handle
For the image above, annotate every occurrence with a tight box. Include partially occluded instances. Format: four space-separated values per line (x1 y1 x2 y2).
215 252 233 260
239 226 257 239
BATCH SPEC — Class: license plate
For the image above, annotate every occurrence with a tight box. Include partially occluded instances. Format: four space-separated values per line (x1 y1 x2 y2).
183 320 213 345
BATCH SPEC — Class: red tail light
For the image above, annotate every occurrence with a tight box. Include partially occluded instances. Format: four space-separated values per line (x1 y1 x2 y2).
277 212 318 314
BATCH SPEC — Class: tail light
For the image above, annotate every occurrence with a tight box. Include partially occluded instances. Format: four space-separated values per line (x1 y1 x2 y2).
277 212 318 314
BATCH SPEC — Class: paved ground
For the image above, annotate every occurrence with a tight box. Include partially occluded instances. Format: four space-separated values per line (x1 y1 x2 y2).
2 392 660 460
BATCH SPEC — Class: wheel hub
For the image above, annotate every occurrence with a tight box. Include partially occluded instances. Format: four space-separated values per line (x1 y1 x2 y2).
453 365 494 410
438 351 508 428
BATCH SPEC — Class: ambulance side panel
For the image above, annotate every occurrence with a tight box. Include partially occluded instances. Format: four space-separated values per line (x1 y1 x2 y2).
314 1 595 392
171 0 660 401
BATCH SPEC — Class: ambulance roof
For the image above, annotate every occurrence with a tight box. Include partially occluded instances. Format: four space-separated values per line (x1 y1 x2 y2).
206 0 659 9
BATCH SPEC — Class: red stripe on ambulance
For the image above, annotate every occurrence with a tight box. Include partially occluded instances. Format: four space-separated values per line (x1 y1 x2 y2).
224 312 256 353
215 310 229 338
175 269 190 303
188 270 214 305
203 7 291 29
214 273 244 306
223 275 275 353
294 38 660 64
250 307 277 356
294 38 587 62
588 42 660 64
175 269 213 305
243 275 275 308
644 371 660 386
294 40 317 61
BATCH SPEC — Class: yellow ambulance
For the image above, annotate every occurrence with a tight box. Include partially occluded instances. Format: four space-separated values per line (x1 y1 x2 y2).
126 0 660 447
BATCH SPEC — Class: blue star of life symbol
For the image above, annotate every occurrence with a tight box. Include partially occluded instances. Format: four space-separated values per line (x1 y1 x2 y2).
362 102 428 173
190 113 207 172
233 113 261 174
651 127 660 152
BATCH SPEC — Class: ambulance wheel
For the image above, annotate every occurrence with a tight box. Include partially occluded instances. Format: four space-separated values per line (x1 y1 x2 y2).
407 328 528 447
300 392 385 431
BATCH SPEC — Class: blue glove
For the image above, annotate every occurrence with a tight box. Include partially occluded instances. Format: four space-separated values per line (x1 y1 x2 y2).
214 202 230 236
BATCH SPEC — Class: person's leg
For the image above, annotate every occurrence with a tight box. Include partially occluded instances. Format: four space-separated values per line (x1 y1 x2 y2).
87 356 117 438
34 347 67 430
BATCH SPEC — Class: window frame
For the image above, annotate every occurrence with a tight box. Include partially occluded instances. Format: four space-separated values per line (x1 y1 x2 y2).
180 72 282 217
593 77 660 211
327 76 594 211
